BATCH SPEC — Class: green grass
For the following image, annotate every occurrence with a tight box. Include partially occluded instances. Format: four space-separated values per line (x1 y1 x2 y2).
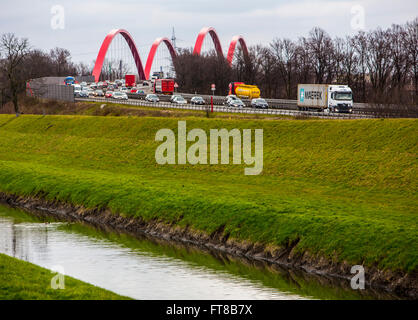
0 114 416 273
0 253 130 300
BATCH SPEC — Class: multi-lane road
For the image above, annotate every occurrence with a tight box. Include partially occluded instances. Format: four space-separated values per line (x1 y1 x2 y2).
77 94 376 119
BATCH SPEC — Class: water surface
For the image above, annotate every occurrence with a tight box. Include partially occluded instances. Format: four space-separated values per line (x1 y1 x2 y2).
0 204 394 300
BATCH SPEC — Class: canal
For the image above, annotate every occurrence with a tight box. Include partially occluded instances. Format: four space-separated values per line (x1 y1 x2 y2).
0 203 395 300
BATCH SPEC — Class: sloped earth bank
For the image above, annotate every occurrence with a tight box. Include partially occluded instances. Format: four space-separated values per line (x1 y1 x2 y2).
1 193 416 299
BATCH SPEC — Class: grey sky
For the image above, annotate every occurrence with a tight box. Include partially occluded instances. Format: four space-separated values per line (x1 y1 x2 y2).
1 0 417 65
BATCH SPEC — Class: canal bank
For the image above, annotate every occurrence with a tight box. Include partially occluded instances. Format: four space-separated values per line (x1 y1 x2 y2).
0 253 130 300
1 193 415 299
0 115 416 299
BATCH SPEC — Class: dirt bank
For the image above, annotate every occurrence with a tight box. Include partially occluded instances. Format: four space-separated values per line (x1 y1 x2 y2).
1 192 416 299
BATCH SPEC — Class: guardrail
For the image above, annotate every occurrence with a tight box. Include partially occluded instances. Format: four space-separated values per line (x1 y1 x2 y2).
77 97 375 119
129 91 376 111
127 92 417 117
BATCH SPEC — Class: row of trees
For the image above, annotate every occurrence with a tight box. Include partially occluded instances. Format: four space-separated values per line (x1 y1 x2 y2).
174 18 417 105
1 18 417 114
0 30 137 114
0 33 90 114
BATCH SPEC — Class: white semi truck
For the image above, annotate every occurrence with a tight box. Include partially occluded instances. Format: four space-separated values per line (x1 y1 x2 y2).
297 84 354 113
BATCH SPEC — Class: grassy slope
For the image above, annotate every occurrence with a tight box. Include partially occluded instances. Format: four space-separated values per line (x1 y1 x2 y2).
0 114 416 273
0 253 130 300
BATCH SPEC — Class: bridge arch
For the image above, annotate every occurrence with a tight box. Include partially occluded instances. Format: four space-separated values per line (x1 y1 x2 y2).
227 35 250 66
144 37 177 80
193 27 223 58
92 29 146 82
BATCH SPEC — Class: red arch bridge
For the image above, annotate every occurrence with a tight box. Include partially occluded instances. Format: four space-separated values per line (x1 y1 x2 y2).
92 27 249 82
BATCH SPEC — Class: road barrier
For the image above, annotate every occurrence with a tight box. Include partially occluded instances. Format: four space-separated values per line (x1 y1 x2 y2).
27 81 74 103
125 92 417 118
77 97 375 119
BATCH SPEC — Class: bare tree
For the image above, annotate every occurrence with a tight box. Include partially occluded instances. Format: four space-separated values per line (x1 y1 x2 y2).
76 62 92 77
353 31 368 102
271 38 298 98
50 47 77 76
305 28 334 84
389 24 409 103
98 58 131 81
404 18 418 104
295 38 312 85
341 36 358 88
173 49 232 95
366 29 393 101
258 47 277 98
0 33 30 115
332 37 346 84
23 49 53 79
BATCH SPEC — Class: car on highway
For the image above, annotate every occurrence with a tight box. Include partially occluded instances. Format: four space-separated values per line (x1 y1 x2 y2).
172 96 187 105
112 92 128 100
251 98 269 109
131 88 144 94
191 96 205 105
94 89 105 97
105 91 114 99
90 83 98 90
78 89 89 98
227 97 245 108
80 82 87 87
225 95 238 105
120 87 129 93
170 94 182 103
145 94 159 103
73 84 82 97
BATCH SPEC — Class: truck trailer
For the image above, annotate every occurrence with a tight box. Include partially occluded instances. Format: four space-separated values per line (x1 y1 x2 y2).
125 75 136 88
297 84 354 113
229 82 261 100
154 79 175 95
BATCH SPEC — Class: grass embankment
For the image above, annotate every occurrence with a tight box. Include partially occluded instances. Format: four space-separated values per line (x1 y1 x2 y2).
0 253 130 300
0 114 416 274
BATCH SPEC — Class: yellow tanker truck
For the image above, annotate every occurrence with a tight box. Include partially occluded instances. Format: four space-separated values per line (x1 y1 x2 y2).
229 82 261 100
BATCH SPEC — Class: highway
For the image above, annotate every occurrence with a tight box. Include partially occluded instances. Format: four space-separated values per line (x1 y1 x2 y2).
76 96 376 119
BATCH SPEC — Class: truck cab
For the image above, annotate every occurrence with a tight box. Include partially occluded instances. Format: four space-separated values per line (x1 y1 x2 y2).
327 85 353 113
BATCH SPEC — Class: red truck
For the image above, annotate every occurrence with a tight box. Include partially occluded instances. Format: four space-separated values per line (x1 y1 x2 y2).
154 79 175 95
125 75 136 88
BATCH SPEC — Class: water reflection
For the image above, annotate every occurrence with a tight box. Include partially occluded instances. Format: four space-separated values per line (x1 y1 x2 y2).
0 204 398 300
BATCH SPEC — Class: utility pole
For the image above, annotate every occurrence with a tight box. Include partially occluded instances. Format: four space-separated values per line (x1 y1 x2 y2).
119 59 122 79
108 62 112 81
171 27 177 50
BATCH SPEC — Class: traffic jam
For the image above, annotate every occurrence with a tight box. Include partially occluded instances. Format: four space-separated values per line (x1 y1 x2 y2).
66 73 355 114
65 74 272 110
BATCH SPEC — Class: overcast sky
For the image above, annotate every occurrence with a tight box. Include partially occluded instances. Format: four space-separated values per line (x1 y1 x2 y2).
1 0 417 65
